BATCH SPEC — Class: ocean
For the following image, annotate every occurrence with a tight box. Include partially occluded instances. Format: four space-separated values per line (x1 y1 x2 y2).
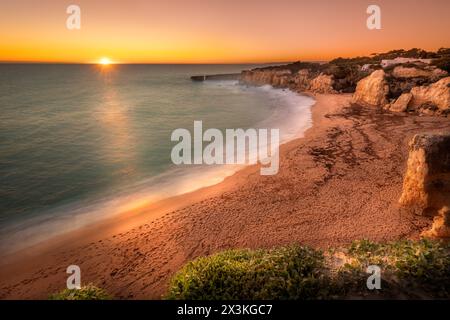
0 64 314 253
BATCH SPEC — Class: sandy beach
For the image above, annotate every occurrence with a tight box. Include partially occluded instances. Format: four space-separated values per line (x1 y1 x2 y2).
1 93 449 299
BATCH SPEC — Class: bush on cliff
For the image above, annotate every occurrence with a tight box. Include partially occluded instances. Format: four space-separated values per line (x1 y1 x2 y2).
166 246 330 300
166 240 450 300
432 56 450 73
49 284 112 300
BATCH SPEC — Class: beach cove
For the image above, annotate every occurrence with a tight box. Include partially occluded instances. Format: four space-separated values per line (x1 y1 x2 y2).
1 87 449 298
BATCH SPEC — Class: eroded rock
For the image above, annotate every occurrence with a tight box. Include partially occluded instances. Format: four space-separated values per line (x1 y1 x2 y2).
421 206 450 238
390 92 412 112
391 66 447 80
308 74 336 94
399 133 450 225
410 77 450 112
352 70 389 107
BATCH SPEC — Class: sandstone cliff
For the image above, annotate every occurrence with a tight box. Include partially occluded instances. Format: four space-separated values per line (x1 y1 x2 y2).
239 49 449 116
399 133 450 238
308 73 336 94
240 68 335 94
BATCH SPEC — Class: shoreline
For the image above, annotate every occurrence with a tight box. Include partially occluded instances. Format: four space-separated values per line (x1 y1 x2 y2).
0 81 314 256
1 92 449 299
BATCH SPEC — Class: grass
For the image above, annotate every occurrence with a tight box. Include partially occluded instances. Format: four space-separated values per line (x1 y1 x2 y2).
49 284 112 300
166 240 450 300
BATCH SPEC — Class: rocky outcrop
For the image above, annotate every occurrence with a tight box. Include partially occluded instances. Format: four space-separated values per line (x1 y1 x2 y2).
409 77 450 112
293 69 314 91
240 68 335 94
239 57 449 117
399 134 450 233
352 70 389 107
421 206 450 238
308 73 336 94
240 69 292 87
391 66 447 80
389 92 412 112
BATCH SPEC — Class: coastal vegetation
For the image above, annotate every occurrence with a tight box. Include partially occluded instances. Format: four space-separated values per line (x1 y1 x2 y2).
49 284 112 300
166 240 450 300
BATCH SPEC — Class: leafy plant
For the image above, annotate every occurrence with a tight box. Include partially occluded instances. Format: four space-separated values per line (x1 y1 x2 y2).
166 245 331 300
49 284 112 300
166 240 450 300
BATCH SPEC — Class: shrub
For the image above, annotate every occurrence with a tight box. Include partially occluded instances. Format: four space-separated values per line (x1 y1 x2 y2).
167 240 450 300
49 284 112 300
166 245 331 300
432 56 450 73
340 239 450 297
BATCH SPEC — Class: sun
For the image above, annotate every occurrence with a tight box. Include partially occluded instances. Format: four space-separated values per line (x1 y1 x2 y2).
99 57 112 65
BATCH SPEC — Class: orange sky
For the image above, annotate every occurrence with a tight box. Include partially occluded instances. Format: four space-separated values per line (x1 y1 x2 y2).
1 0 449 63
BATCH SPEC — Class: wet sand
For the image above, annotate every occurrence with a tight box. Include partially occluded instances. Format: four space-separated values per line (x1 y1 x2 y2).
1 93 449 299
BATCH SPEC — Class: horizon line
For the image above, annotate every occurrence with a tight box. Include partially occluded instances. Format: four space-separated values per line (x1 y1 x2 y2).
0 61 314 65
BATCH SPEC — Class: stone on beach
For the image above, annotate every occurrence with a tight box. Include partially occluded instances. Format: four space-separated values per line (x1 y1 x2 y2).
352 70 389 107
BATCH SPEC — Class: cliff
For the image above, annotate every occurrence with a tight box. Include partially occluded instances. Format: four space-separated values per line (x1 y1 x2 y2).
399 133 450 238
240 68 335 94
238 48 449 116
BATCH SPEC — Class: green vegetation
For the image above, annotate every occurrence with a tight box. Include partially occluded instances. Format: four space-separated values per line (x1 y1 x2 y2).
166 240 450 300
166 246 329 300
49 284 112 300
338 239 450 298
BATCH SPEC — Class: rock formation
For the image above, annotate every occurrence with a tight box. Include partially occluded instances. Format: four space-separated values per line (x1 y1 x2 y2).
293 69 314 91
389 92 412 112
399 133 450 238
308 73 336 94
240 69 292 87
409 77 450 112
352 70 389 107
391 66 447 80
240 68 335 94
421 206 450 238
239 50 449 117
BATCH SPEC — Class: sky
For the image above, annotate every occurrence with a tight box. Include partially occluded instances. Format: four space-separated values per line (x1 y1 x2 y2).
1 0 449 63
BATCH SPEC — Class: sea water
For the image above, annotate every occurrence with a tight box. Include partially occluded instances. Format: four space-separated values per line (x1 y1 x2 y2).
0 64 314 253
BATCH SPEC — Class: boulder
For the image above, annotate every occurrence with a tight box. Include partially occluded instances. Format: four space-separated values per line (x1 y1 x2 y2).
352 70 389 107
308 73 335 94
409 77 450 112
389 92 412 112
399 133 450 220
421 206 450 239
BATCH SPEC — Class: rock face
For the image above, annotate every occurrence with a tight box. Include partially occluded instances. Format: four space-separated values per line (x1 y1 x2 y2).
293 69 314 91
240 69 292 87
391 66 447 80
409 77 450 112
352 70 389 107
308 73 336 94
389 92 412 112
240 68 335 94
399 133 450 238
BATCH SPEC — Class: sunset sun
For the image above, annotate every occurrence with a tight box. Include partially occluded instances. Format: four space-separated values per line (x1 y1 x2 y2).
99 57 112 65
